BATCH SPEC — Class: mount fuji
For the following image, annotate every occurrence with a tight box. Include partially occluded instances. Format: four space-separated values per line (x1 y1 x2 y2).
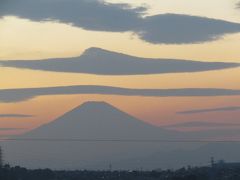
3 101 180 169
3 101 240 169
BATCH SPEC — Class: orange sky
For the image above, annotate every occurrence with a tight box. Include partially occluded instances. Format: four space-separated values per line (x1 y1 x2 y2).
1 94 240 135
0 0 240 136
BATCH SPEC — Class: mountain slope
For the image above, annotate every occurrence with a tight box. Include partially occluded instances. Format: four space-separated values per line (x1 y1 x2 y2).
25 101 176 139
3 101 181 169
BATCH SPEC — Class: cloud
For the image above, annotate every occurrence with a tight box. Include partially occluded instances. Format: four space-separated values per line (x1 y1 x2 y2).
1 0 240 44
0 85 240 103
0 114 34 118
0 0 143 32
177 106 240 114
138 14 240 44
1 48 239 75
237 1 240 8
0 128 25 131
163 121 240 128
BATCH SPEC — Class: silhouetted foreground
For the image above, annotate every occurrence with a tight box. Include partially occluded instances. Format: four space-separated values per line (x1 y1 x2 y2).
1 164 240 180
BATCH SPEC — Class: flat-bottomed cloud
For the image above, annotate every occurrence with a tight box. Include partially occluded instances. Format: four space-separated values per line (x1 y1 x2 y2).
1 48 239 75
1 85 240 103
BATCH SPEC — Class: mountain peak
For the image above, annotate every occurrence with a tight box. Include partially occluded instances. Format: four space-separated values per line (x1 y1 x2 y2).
81 101 110 106
72 101 116 112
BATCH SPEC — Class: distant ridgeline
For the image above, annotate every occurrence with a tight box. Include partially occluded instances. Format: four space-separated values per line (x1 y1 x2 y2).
0 161 240 180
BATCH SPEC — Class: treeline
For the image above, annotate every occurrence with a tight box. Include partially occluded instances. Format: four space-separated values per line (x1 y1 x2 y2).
0 164 240 180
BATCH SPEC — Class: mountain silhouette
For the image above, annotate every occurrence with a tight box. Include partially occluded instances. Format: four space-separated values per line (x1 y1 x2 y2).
1 47 239 75
3 101 181 169
3 101 240 169
24 101 176 139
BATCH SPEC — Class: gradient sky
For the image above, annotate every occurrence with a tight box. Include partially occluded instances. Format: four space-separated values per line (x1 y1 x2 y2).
0 0 240 137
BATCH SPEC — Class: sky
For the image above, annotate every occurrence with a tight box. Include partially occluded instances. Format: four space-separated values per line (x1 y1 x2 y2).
0 0 240 137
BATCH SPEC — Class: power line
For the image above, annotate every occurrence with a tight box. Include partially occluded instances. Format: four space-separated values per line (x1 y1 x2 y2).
1 138 240 143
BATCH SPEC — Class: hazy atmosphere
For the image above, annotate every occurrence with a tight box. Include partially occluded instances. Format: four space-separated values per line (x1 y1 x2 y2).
0 0 240 172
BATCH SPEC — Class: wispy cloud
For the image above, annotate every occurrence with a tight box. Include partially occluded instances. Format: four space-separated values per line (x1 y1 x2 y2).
1 1 240 44
0 114 33 118
0 128 25 131
163 121 240 128
1 48 239 75
177 106 240 115
0 85 240 103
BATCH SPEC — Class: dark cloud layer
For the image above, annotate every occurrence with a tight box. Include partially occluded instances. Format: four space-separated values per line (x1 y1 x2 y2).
1 0 240 44
1 48 239 75
1 85 240 103
0 114 33 118
177 106 240 114
0 0 143 32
